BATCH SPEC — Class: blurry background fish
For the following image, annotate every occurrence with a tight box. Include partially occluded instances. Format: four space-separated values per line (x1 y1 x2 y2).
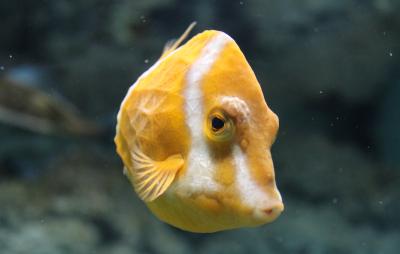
0 1 399 254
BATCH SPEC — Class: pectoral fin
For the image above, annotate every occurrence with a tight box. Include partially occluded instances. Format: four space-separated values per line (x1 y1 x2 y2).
130 149 184 202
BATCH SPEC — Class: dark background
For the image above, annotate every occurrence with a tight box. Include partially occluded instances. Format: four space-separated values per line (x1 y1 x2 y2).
0 1 399 253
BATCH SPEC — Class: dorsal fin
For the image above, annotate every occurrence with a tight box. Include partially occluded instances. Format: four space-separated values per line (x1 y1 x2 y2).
160 22 197 59
129 148 184 202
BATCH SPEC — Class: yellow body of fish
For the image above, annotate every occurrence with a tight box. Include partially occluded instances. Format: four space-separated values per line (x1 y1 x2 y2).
115 25 283 233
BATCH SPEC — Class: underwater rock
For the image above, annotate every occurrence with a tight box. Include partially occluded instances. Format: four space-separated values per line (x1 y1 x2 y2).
0 77 102 136
0 149 140 254
0 218 100 254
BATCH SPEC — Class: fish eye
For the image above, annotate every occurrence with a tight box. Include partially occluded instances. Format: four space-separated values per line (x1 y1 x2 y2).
211 115 225 132
206 110 234 142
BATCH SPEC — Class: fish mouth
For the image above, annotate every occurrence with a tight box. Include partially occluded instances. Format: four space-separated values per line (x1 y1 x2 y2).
253 201 284 223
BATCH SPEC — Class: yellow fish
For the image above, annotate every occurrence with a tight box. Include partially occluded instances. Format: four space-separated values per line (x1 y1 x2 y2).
115 23 283 233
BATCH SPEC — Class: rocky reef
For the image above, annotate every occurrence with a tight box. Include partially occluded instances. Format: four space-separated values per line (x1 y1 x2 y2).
0 0 399 253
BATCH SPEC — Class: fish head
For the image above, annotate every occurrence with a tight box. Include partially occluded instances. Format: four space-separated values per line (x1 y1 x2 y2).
197 35 283 226
202 94 283 224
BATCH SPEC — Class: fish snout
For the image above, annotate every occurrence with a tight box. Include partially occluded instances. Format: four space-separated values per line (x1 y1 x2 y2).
253 199 284 223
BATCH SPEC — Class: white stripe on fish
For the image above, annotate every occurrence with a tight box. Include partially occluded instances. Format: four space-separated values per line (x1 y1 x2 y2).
177 33 232 194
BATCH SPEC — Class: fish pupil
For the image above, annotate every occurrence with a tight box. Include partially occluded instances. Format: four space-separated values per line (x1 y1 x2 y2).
212 117 225 131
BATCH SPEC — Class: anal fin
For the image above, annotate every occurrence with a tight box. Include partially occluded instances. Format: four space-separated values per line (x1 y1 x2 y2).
130 149 184 202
